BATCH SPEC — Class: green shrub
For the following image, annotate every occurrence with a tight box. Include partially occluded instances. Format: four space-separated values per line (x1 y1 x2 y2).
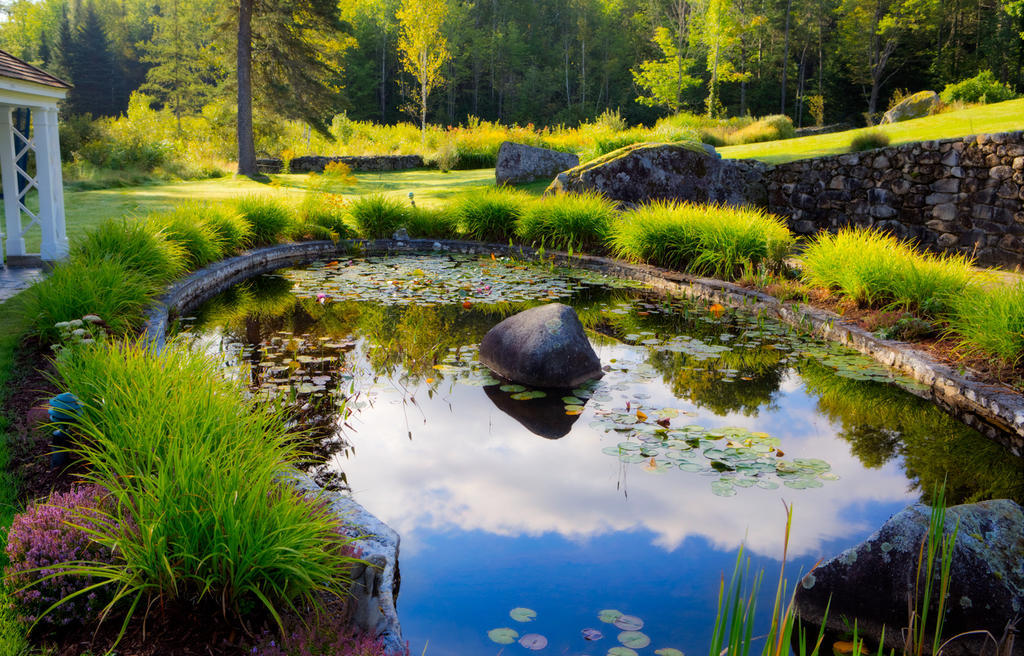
147 206 225 269
450 188 533 243
609 201 794 279
947 283 1024 365
349 194 409 239
51 340 358 632
297 193 354 241
70 218 187 284
517 192 617 253
405 207 459 239
23 256 154 341
199 203 253 254
940 70 1018 105
800 227 976 314
849 129 891 152
235 195 294 246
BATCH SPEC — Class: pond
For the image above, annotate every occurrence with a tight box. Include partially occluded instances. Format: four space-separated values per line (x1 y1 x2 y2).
178 253 1023 656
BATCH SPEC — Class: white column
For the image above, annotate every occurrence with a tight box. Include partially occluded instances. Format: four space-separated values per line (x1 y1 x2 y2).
33 106 60 261
43 107 67 257
0 105 25 257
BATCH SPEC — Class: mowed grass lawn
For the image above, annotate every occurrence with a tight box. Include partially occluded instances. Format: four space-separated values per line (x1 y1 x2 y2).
720 98 1024 163
21 168 500 252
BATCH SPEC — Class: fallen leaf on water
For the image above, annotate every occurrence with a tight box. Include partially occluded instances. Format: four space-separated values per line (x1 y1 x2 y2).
636 410 648 422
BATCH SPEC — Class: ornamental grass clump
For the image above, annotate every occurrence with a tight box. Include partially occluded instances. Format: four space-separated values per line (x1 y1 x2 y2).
609 201 794 279
349 194 409 239
297 192 354 241
23 256 154 341
947 282 1024 366
3 485 117 629
450 187 532 243
850 129 891 152
197 203 253 254
517 191 616 253
800 227 976 314
235 195 294 246
51 340 359 636
405 207 459 239
70 218 187 284
147 206 225 269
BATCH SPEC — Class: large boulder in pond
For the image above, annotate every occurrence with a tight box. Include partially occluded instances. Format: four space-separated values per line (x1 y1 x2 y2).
880 91 940 124
484 384 584 439
794 499 1024 656
496 141 580 186
545 142 766 206
480 304 602 389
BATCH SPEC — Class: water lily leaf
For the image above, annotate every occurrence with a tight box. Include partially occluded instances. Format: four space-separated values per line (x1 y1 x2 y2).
655 649 685 656
509 607 537 622
582 628 604 641
500 384 527 393
598 609 623 623
511 390 547 400
618 631 651 648
565 404 585 413
519 633 548 650
562 396 585 405
488 628 518 644
608 648 639 656
711 480 737 497
613 615 644 631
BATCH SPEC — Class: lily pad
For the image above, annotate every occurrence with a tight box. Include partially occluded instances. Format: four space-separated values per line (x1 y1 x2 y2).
500 384 527 393
655 649 685 656
608 648 639 656
598 609 623 624
613 615 644 631
582 628 604 641
510 390 547 401
519 633 548 650
488 628 519 644
618 631 651 648
509 607 537 622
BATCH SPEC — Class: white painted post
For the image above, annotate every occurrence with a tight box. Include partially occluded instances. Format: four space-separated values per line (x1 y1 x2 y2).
0 105 26 258
43 107 67 257
33 107 60 260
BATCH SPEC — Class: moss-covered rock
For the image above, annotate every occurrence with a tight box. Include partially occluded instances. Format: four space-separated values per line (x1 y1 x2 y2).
545 142 766 207
880 91 940 124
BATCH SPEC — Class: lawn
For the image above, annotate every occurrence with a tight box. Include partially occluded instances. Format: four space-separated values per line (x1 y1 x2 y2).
719 98 1024 163
21 168 499 252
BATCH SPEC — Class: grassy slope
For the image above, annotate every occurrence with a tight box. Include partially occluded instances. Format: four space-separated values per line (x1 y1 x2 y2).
719 98 1024 163
23 169 498 253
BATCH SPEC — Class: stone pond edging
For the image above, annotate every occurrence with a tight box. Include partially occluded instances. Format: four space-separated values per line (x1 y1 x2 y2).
139 237 1024 649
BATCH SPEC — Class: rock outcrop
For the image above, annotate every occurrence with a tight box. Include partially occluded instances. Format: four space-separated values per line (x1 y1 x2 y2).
545 142 766 207
495 141 579 186
479 303 602 388
794 499 1024 656
880 91 940 124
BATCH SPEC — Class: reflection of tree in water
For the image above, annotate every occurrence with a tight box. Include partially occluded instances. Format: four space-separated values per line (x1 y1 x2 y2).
800 360 1024 505
589 298 786 416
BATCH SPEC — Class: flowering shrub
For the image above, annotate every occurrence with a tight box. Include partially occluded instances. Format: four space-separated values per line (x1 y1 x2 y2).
3 486 117 628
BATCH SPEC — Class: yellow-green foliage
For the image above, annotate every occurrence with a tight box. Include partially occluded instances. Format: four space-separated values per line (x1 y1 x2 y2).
450 187 534 243
947 283 1024 365
517 192 617 252
849 129 891 151
71 218 188 284
147 205 226 269
800 227 977 314
609 201 794 279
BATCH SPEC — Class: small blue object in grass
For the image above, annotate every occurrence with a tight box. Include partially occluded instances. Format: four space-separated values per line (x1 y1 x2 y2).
48 392 81 468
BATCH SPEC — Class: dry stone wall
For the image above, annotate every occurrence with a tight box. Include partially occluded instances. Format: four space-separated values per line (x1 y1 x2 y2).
256 154 423 174
764 131 1024 267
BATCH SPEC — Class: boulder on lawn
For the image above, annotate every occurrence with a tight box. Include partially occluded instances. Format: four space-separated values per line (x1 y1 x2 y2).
495 141 580 186
880 91 940 124
479 303 602 388
544 142 765 206
794 499 1024 656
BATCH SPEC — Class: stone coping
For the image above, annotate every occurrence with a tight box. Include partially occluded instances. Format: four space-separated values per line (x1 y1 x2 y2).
140 236 1024 649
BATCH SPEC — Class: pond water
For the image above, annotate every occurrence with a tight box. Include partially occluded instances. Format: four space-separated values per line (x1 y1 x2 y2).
179 254 1023 656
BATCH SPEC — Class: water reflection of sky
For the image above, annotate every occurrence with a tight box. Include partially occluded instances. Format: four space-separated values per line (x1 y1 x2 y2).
334 340 916 655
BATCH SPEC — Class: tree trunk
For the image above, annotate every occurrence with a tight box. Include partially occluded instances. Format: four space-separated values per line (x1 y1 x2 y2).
780 0 792 115
236 0 256 177
380 28 387 122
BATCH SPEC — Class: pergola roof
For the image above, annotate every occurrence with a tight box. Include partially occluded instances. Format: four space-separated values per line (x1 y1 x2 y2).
0 49 70 89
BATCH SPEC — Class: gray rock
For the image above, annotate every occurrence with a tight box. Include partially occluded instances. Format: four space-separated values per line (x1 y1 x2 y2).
795 499 1024 656
544 142 763 206
880 91 940 124
495 141 579 186
479 303 602 388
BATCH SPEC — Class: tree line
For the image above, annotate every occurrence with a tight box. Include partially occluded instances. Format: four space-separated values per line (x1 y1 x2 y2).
1 0 1022 147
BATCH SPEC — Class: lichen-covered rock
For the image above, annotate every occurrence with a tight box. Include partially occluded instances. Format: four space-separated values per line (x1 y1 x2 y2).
479 303 602 388
496 141 579 185
880 91 940 124
794 499 1024 656
545 142 765 206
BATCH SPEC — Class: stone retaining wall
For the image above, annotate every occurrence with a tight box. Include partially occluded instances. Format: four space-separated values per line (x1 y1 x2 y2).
256 154 424 174
764 131 1024 267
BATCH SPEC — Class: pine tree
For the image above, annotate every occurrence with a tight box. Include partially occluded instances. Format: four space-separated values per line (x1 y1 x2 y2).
67 2 124 116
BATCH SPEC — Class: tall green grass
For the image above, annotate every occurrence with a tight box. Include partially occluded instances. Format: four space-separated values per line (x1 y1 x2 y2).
947 283 1024 366
49 340 358 637
450 188 533 243
405 207 459 239
70 218 187 284
147 206 225 269
22 256 155 341
800 228 977 315
297 193 354 241
609 201 794 279
349 194 409 239
235 195 294 246
517 192 617 252
198 203 254 254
